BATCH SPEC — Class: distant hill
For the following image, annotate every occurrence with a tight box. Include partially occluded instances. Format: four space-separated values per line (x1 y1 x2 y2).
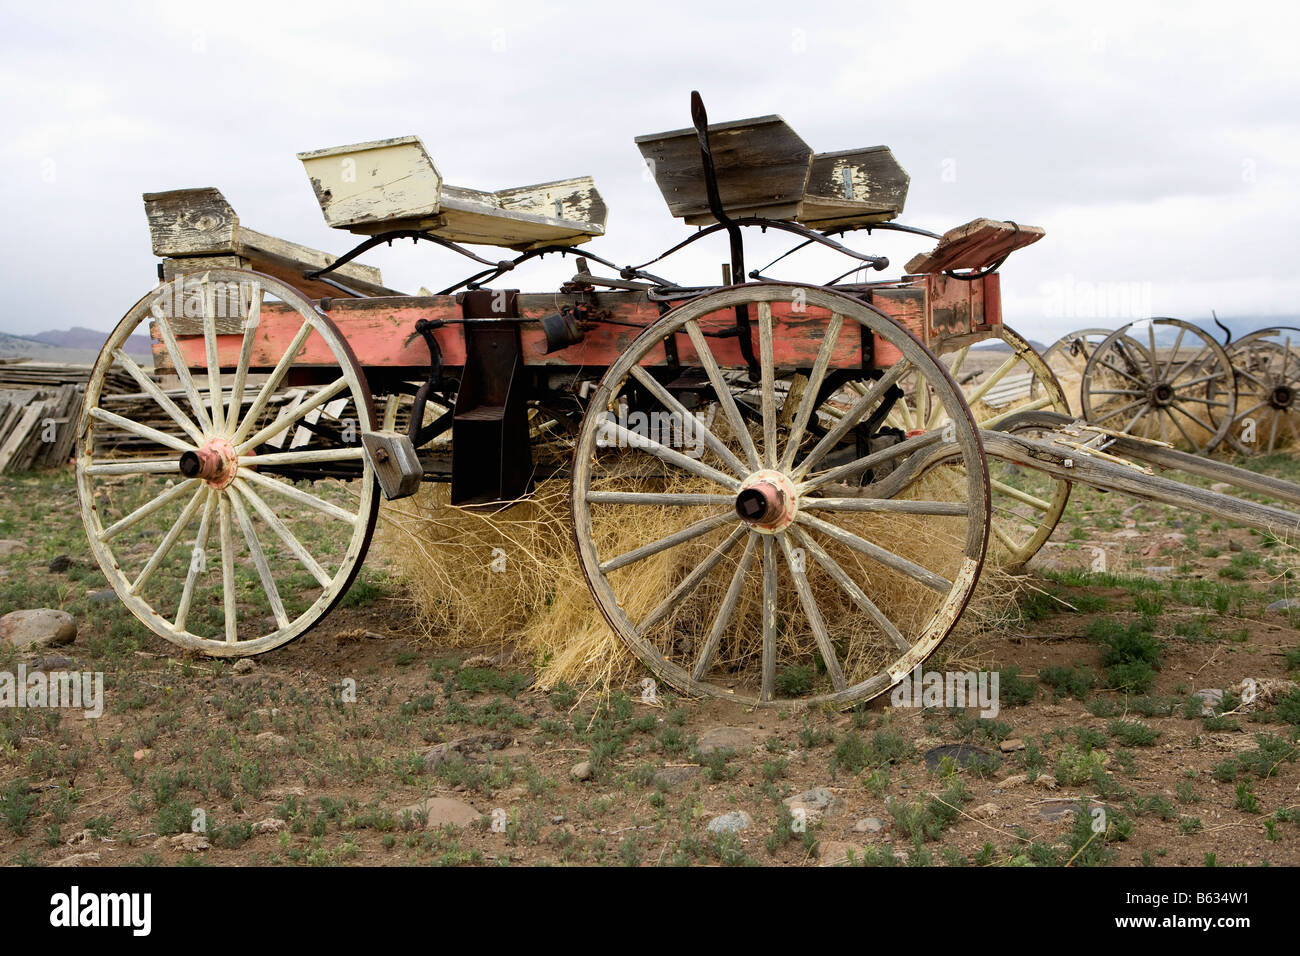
29 326 152 354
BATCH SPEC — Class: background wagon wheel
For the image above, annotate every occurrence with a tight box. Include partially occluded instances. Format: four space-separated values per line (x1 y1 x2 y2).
901 324 1072 570
77 268 379 657
1081 318 1237 455
1224 327 1300 456
571 283 990 708
1039 328 1116 416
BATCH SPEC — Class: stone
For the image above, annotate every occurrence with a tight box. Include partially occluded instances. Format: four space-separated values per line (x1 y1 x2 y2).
47 554 72 572
1193 688 1224 716
1037 801 1079 822
695 726 758 755
571 761 592 781
0 539 26 557
705 811 752 835
133 748 151 761
1143 566 1173 574
399 796 482 830
972 802 1000 819
88 589 116 604
51 852 100 867
252 818 286 835
1267 599 1300 613
232 659 256 674
651 765 701 789
0 608 75 648
421 732 512 769
255 732 289 750
852 816 887 834
1000 774 1029 788
999 738 1025 753
170 833 210 852
783 787 845 823
29 655 78 670
1229 540 1244 552
817 840 864 867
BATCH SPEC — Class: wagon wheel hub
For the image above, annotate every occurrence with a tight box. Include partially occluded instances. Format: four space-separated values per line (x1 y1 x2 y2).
1150 382 1176 406
179 437 239 489
735 469 798 532
1270 384 1295 410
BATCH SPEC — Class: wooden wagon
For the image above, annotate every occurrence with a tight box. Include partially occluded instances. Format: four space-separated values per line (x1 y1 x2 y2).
77 94 1300 708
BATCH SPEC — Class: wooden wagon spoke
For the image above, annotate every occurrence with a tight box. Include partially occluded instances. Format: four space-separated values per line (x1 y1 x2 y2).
98 477 200 541
758 536 779 701
239 447 365 469
225 281 263 429
153 307 214 434
236 376 350 453
1178 396 1229 409
978 394 1054 430
228 483 289 629
1092 388 1144 396
1095 358 1148 388
89 406 194 454
1092 398 1146 425
988 478 1052 513
239 468 358 525
758 302 777 468
201 275 225 435
780 312 842 471
779 533 846 693
1166 406 1200 448
232 479 332 588
1163 324 1187 378
595 418 740 490
684 319 761 471
599 511 736 574
628 366 747 477
691 532 759 683
801 497 968 516
1268 406 1282 453
638 524 747 633
230 319 315 445
1170 402 1219 433
965 353 1020 407
129 484 207 595
1122 404 1152 435
175 489 217 632
790 526 910 654
112 348 204 444
800 429 940 493
796 511 952 592
85 459 181 476
218 493 238 643
586 491 735 506
794 359 912 479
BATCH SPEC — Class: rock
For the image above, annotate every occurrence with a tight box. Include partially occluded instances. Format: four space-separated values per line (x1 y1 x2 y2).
999 738 1025 753
852 816 887 834
88 589 116 605
47 554 71 572
0 539 26 557
695 726 758 755
652 765 701 789
232 659 256 674
0 608 75 648
421 732 512 769
1143 566 1173 574
170 833 209 852
252 818 286 835
29 655 78 670
133 748 151 762
1035 775 1059 790
1229 540 1244 552
399 796 482 830
923 743 993 771
783 787 845 823
1267 599 1300 613
705 811 752 835
571 761 592 781
550 815 565 826
52 852 100 867
1037 801 1079 822
817 840 864 866
1000 774 1029 788
1193 688 1224 716
254 732 289 750
972 802 1000 819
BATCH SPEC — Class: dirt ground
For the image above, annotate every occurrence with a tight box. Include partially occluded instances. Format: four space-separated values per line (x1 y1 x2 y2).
1 464 1298 867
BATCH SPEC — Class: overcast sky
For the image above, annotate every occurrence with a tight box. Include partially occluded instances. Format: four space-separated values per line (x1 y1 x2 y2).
2 0 1296 343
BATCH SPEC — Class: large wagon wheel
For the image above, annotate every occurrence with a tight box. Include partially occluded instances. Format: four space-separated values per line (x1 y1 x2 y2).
1081 318 1236 455
571 283 990 707
77 269 379 656
887 325 1071 569
1039 328 1118 416
1225 327 1300 456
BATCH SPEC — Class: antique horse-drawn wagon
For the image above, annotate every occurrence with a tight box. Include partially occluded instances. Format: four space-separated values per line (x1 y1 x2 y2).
78 94 1300 707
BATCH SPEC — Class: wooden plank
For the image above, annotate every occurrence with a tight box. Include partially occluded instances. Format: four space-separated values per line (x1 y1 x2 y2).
635 114 813 224
905 219 1045 275
798 146 909 227
298 136 444 231
0 403 45 472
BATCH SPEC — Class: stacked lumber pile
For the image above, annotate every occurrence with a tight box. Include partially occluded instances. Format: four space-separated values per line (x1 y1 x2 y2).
0 380 83 473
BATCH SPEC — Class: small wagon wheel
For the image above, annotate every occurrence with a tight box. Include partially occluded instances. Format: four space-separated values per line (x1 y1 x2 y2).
571 283 990 708
77 269 379 656
1225 327 1300 456
895 325 1072 570
1081 318 1237 455
1039 328 1117 416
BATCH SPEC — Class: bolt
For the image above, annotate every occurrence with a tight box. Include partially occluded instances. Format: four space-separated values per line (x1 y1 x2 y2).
374 447 389 463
